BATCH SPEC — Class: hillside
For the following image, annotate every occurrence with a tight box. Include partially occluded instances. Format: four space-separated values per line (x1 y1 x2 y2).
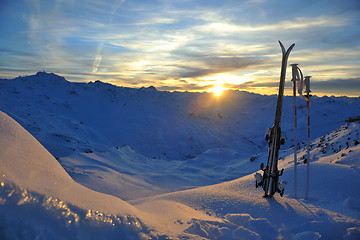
0 72 359 239
0 110 359 239
1 72 359 161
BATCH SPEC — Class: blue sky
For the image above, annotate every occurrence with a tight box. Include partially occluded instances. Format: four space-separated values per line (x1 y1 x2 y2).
1 0 360 96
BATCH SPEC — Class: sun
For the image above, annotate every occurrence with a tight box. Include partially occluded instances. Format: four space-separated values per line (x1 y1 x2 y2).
209 85 227 98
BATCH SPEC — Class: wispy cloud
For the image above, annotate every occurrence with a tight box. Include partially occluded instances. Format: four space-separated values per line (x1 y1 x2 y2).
312 78 360 89
197 15 348 35
1 0 359 96
92 42 103 73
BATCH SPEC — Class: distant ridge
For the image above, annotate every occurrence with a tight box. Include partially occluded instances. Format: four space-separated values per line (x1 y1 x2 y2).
14 71 68 84
0 71 359 160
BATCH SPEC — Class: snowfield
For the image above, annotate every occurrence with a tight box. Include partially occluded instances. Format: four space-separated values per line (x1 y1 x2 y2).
0 72 359 239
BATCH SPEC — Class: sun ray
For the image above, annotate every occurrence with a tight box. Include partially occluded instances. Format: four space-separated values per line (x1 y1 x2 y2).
209 85 226 98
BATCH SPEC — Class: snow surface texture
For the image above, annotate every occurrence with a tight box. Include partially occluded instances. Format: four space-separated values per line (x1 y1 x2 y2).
0 72 359 239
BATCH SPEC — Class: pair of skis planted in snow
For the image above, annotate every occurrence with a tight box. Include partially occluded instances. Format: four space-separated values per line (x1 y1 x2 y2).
255 41 295 198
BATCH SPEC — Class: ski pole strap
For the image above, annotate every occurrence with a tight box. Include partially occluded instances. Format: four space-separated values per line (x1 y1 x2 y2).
297 66 304 95
304 76 311 100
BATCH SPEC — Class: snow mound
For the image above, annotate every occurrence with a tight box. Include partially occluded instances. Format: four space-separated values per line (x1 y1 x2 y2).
132 169 360 239
0 182 149 240
0 111 161 239
0 111 137 215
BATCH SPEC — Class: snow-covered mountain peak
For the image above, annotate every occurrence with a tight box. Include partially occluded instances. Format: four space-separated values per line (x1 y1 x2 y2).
12 71 68 86
140 85 157 92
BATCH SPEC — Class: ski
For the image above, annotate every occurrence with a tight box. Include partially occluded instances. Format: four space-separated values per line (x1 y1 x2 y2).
255 41 295 198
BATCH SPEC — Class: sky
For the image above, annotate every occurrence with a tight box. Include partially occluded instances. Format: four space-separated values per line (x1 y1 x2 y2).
1 0 360 97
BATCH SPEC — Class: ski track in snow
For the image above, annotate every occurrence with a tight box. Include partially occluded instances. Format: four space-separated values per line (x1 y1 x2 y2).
0 72 359 239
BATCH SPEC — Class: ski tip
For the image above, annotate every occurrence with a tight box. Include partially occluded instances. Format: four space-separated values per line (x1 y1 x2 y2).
279 41 285 54
278 41 296 55
289 43 296 52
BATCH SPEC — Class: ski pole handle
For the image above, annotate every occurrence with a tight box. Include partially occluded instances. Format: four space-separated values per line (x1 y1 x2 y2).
304 76 311 99
290 64 304 95
290 64 299 83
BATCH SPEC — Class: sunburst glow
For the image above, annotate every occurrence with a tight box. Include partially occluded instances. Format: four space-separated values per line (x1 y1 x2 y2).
209 85 227 98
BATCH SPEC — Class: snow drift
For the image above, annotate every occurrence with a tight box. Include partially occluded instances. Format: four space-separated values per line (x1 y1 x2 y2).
0 110 138 215
0 111 153 239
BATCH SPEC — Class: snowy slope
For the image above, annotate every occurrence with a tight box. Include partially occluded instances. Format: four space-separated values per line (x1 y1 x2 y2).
0 110 222 239
59 147 256 201
1 72 359 197
0 110 258 239
1 72 360 239
0 111 156 238
0 111 139 215
132 171 360 240
1 109 359 239
131 123 360 239
0 72 264 160
1 72 359 161
278 123 360 216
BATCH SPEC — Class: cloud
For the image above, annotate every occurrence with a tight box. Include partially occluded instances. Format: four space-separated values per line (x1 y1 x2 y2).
162 55 266 81
92 42 104 73
311 78 360 91
158 83 209 92
171 65 218 79
110 0 126 15
230 78 360 97
307 78 360 97
132 17 178 25
1 0 359 97
234 80 279 89
197 15 348 35
0 48 36 57
204 56 265 70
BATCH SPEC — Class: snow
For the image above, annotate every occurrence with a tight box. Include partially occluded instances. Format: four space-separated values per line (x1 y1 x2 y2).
0 72 359 239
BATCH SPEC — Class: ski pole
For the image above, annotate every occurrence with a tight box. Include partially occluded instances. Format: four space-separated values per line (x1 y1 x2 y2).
304 76 311 200
290 64 299 198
